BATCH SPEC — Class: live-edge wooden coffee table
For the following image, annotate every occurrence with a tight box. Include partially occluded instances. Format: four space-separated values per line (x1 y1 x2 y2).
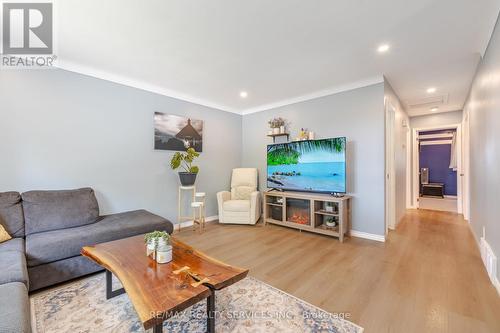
81 235 248 333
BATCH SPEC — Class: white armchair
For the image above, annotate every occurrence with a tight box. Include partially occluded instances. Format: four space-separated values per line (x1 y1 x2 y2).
217 168 261 225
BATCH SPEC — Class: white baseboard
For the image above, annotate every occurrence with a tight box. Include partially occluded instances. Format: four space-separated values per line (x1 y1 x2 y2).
480 237 500 296
177 215 218 228
350 230 385 242
494 276 500 296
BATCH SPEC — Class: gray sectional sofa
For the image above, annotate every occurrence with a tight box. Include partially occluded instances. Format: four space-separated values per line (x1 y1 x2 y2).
0 188 173 333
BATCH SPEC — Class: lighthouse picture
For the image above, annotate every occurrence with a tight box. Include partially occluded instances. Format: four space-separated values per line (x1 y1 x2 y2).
154 112 203 152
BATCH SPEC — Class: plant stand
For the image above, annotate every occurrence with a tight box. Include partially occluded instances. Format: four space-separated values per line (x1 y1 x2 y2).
177 185 196 232
191 192 206 233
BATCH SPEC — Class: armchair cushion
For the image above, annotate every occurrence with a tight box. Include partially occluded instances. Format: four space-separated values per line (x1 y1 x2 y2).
223 200 251 212
231 186 255 200
230 168 257 200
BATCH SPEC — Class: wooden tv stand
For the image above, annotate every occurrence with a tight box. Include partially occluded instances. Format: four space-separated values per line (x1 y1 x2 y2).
263 190 352 242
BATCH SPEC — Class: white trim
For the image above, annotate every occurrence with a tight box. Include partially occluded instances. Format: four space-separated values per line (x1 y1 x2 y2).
177 215 218 228
56 61 239 114
412 128 420 208
56 61 382 116
411 123 463 212
406 127 413 209
480 237 500 296
418 133 453 139
240 76 384 115
350 230 385 242
495 275 500 296
456 124 463 214
420 140 453 145
413 123 461 132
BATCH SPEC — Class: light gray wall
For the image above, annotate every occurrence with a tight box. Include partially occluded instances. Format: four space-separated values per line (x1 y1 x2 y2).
242 83 386 236
0 69 242 222
410 110 463 128
384 79 410 226
463 16 500 283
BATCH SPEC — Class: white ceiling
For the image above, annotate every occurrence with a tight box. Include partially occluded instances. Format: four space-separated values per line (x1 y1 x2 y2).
55 0 500 116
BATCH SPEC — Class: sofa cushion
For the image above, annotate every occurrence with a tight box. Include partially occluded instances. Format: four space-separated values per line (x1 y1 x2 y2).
0 192 25 238
0 238 24 253
223 200 250 212
22 187 99 235
26 209 173 267
0 282 31 333
0 251 29 288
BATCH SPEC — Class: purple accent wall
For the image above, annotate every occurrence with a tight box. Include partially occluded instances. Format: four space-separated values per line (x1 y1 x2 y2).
419 144 457 196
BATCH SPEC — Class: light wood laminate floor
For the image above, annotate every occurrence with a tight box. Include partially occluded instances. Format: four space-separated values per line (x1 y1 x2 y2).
175 209 500 333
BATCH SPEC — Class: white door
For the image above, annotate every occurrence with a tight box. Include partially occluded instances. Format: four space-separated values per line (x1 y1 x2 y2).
385 106 396 232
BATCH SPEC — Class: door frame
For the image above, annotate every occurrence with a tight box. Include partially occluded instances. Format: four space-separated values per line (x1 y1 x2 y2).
385 103 396 233
411 123 463 213
462 109 470 220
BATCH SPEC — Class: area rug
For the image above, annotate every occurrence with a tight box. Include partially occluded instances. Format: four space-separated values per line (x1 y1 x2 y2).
31 273 363 333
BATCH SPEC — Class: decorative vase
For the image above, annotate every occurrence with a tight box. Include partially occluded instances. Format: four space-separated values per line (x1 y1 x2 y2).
272 127 280 135
156 245 173 264
279 125 286 134
308 131 315 140
178 172 197 186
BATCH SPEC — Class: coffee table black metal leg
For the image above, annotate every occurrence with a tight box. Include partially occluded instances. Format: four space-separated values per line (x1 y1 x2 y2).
106 270 126 300
153 323 163 333
207 288 215 333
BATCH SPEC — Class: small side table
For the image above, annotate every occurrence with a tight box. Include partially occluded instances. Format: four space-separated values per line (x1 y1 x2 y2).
177 185 196 232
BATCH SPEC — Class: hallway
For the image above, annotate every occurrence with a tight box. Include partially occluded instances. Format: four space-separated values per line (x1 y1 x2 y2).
176 209 500 333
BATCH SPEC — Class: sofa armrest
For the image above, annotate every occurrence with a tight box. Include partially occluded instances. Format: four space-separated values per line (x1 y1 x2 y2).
216 191 231 223
249 191 261 224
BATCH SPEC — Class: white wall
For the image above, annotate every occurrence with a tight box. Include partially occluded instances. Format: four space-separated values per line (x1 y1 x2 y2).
0 69 242 222
384 79 410 227
410 110 463 128
242 83 386 236
462 15 500 289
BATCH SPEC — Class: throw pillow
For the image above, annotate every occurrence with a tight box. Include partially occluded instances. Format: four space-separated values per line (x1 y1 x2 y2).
0 224 12 243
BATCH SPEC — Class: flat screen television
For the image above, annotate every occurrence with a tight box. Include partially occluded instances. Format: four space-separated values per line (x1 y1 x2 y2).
267 137 346 193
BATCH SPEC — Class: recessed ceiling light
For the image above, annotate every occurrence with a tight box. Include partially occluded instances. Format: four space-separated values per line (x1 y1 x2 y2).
427 87 436 93
431 107 439 112
377 44 390 53
239 91 248 98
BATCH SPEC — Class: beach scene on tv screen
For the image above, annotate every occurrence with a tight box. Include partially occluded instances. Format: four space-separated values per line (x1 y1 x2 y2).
267 138 346 193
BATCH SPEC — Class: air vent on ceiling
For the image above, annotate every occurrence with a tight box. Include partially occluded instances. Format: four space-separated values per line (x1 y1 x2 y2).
405 94 449 109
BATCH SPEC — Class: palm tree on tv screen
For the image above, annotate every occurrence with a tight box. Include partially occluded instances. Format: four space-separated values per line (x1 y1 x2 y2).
267 138 345 166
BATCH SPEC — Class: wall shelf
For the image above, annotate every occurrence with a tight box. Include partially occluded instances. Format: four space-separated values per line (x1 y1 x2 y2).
267 133 290 143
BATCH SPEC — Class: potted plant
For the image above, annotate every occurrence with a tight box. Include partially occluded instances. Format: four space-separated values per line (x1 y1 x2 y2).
268 117 286 135
324 216 338 228
170 147 200 186
144 231 172 264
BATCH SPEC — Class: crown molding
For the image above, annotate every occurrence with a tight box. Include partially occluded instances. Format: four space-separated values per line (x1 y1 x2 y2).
240 76 384 115
56 60 383 116
55 60 239 114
